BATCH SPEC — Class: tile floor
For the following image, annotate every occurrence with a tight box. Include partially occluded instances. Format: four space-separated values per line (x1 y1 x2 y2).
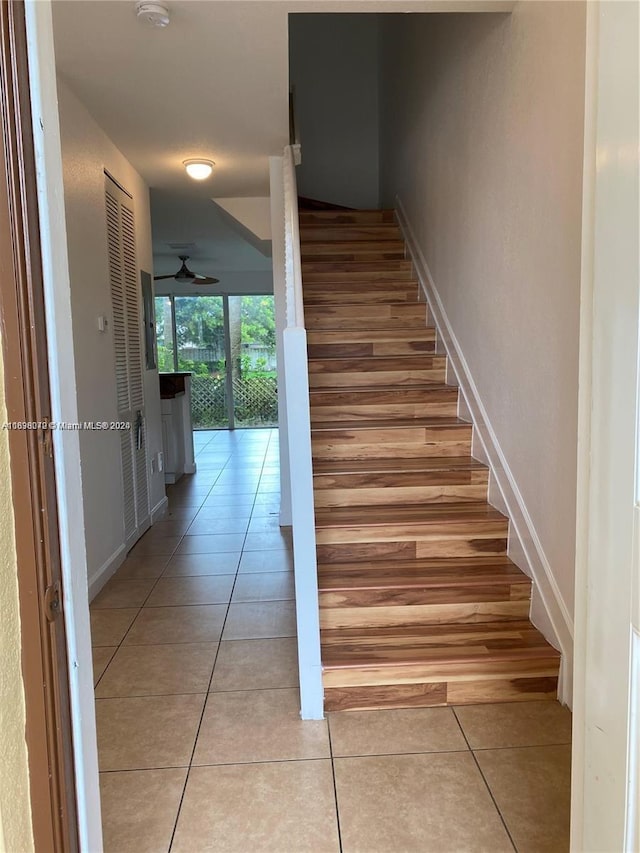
91 428 572 852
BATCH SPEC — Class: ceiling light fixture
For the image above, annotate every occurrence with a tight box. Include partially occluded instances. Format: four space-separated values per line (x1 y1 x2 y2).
183 159 215 181
135 2 170 27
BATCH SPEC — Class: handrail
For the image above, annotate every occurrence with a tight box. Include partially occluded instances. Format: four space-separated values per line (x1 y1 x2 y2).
283 144 304 328
281 143 323 719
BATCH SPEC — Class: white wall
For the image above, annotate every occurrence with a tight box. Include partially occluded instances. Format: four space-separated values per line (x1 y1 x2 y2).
379 3 586 624
289 14 380 209
57 79 165 588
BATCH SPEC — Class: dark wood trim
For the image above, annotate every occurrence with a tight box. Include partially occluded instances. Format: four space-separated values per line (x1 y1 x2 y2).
0 2 78 850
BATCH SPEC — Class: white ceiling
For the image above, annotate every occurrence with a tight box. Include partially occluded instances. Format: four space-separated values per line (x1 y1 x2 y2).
52 0 513 277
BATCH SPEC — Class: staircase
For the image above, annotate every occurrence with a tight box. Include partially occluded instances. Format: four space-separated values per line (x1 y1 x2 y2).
300 208 561 712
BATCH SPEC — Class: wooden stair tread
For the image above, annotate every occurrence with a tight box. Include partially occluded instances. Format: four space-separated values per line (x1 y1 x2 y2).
313 456 486 475
315 501 507 529
321 621 560 669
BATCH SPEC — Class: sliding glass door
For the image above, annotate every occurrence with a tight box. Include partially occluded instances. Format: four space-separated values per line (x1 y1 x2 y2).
154 293 277 430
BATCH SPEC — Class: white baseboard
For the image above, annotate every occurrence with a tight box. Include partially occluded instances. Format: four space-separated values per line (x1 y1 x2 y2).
87 543 127 602
396 197 574 707
151 495 169 524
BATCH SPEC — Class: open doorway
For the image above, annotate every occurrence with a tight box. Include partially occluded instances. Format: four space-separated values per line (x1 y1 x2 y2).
155 293 278 430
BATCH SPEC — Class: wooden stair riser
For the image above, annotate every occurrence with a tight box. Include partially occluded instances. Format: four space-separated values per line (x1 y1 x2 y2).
301 240 406 263
310 389 459 423
311 424 473 460
303 283 420 305
313 469 489 507
299 210 396 225
308 357 446 389
307 329 436 359
323 676 559 712
305 303 428 331
303 268 416 283
319 581 531 628
302 259 413 275
320 603 530 632
300 225 402 242
323 656 560 690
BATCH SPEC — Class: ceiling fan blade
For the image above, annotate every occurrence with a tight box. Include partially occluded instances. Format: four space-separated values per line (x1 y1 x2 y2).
153 274 177 281
193 275 220 284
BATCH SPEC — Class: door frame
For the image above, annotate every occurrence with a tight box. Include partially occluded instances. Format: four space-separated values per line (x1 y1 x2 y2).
571 1 639 849
0 0 79 848
23 1 102 849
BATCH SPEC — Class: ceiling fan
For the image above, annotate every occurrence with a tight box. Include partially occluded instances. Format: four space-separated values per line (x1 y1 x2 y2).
154 255 219 285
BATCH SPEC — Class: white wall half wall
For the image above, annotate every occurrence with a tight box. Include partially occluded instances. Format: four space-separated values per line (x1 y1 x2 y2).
289 13 380 209
57 78 166 595
379 3 586 704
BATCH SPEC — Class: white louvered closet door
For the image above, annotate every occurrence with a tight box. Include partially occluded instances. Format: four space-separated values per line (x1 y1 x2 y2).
105 175 150 549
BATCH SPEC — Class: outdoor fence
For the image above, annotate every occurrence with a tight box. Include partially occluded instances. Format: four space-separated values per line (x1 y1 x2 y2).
190 373 278 428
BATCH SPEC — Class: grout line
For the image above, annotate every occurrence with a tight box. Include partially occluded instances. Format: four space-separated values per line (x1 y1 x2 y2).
326 716 344 853
451 707 519 853
167 435 270 852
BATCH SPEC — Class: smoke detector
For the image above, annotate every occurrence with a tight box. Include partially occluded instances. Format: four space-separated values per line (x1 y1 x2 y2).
136 2 170 28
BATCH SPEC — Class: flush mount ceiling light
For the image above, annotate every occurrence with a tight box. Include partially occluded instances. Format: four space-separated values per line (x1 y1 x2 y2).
135 2 170 27
183 159 215 181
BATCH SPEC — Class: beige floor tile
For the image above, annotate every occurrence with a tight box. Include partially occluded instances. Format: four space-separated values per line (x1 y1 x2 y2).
243 531 292 552
167 494 206 507
222 601 296 640
100 768 187 853
203 493 255 507
144 518 192 538
193 505 252 520
162 552 241 576
96 694 205 771
90 608 139 646
145 574 235 607
95 642 217 698
193 688 329 765
210 638 298 692
129 535 181 557
91 579 155 610
172 761 339 853
92 647 116 687
231 571 294 603
455 701 572 749
115 555 170 580
250 504 282 518
164 507 199 523
238 550 293 574
175 533 246 555
124 604 226 645
329 707 468 758
246 515 285 534
475 745 571 853
186 516 250 535
334 752 512 853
